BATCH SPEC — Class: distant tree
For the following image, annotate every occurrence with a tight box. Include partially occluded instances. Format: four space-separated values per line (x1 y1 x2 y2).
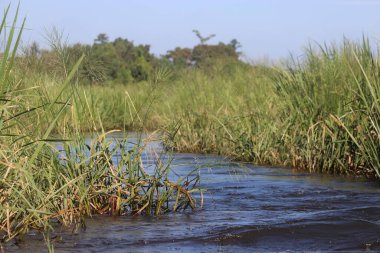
29 42 41 58
91 36 155 83
20 29 244 84
94 33 109 45
165 47 193 66
228 39 241 52
192 29 216 45
192 43 239 66
22 41 41 62
67 43 107 84
164 34 242 69
19 41 42 73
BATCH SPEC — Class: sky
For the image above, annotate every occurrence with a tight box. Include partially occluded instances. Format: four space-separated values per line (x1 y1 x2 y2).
3 0 380 60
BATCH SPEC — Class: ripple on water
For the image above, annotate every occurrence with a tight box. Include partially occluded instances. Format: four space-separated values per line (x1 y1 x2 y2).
5 134 380 253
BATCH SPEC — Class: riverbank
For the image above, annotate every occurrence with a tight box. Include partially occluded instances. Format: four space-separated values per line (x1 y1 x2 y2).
2 3 379 252
4 143 380 252
39 39 379 179
0 8 200 246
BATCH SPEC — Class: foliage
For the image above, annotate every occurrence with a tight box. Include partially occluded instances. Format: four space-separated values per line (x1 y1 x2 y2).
15 24 379 180
191 43 239 67
192 29 216 45
107 39 379 179
158 39 380 179
1 5 201 248
17 31 243 84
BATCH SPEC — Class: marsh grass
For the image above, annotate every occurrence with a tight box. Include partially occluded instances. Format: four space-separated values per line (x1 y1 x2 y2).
272 39 380 177
2 5 379 250
112 41 380 179
6 2 378 180
0 5 202 247
31 37 379 179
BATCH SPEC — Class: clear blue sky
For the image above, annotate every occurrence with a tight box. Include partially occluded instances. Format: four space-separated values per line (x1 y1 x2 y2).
5 0 380 60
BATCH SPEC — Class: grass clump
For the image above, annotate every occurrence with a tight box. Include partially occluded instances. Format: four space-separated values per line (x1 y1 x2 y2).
119 41 380 179
273 39 380 177
28 36 378 179
0 4 201 246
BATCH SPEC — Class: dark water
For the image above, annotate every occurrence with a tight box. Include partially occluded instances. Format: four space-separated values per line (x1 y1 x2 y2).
4 133 380 252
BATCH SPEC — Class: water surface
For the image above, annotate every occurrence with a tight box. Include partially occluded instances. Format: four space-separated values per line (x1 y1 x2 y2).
4 133 380 252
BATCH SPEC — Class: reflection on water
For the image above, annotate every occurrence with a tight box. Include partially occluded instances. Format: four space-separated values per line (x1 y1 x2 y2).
4 133 380 252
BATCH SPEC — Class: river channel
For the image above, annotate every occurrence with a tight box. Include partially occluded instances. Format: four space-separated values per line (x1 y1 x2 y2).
4 133 380 252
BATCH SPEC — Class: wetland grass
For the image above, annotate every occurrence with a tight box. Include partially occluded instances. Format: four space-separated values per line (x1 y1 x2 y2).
271 39 380 177
33 37 379 179
0 6 201 248
116 41 380 179
2 3 380 249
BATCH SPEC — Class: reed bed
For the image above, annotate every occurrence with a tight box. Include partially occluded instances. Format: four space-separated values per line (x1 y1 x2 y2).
113 42 380 179
49 46 379 179
0 5 201 248
272 39 380 177
159 39 380 178
3 5 380 250
3 2 379 252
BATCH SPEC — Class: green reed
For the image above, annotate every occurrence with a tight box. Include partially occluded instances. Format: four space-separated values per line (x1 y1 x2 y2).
0 5 201 247
117 41 380 179
34 38 379 179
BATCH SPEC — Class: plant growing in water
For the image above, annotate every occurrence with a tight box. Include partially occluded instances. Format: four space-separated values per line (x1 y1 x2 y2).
0 4 202 249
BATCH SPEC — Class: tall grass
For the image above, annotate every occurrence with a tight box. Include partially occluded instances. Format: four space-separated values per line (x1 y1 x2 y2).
99 41 379 179
272 39 379 177
0 5 201 247
29 37 379 179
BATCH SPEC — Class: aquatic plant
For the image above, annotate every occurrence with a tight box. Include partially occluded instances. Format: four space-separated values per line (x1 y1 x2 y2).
120 41 380 178
0 4 201 246
49 48 378 179
31 37 379 179
272 39 380 177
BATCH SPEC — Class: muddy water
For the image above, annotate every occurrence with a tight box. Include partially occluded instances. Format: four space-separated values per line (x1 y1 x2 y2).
4 134 380 252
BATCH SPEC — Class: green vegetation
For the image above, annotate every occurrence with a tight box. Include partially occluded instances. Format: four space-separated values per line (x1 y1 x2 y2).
18 29 242 85
161 44 373 178
16 27 380 179
40 38 379 179
0 5 201 247
158 40 380 179
1 2 380 250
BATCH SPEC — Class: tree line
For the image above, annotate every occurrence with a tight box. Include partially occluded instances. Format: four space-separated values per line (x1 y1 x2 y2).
18 30 243 84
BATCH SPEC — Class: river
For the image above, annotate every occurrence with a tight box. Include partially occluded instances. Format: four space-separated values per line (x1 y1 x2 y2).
4 133 380 252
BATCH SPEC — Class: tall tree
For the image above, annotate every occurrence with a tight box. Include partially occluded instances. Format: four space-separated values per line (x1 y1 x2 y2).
229 39 241 52
192 30 216 45
94 33 109 45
